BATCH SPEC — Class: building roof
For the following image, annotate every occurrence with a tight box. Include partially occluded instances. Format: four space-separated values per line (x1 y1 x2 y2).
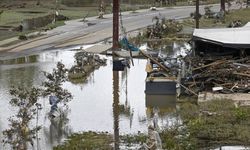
193 22 250 48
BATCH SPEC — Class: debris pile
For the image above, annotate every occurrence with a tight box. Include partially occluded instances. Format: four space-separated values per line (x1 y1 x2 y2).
228 20 243 28
145 17 183 39
203 6 225 21
182 56 250 95
204 6 215 19
68 51 107 80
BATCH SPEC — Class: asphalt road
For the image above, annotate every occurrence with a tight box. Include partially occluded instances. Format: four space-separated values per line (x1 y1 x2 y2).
0 4 223 58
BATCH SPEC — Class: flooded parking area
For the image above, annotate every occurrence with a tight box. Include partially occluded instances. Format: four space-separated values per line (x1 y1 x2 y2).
0 48 177 149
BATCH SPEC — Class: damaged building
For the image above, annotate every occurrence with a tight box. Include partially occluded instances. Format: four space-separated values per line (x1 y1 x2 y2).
183 23 250 103
192 22 250 57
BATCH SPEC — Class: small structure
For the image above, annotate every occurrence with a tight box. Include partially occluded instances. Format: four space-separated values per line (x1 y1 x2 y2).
192 23 250 57
184 25 250 98
142 51 177 97
145 77 176 95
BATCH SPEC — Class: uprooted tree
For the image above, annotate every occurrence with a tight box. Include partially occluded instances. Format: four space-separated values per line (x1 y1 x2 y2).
2 87 42 150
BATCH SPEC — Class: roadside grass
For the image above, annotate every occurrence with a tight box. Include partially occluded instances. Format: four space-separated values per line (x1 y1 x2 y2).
0 30 19 41
43 20 65 30
182 7 250 28
0 7 98 27
0 8 49 26
224 7 250 24
58 7 98 20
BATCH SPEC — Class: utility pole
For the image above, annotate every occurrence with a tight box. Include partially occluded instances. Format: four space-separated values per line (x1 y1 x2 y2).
113 0 119 51
221 0 225 11
195 0 199 28
113 70 120 150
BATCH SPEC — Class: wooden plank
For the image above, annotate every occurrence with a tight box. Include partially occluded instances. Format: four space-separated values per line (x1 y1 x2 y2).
192 60 227 71
139 50 170 73
233 72 250 78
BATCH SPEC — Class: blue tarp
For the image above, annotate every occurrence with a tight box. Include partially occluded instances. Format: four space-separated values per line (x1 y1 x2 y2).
49 95 59 115
120 37 139 51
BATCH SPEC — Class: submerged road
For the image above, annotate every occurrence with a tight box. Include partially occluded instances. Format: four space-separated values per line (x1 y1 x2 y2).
0 4 223 58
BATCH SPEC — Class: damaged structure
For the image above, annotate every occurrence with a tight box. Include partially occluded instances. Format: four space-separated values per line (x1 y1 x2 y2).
192 22 250 57
184 23 250 102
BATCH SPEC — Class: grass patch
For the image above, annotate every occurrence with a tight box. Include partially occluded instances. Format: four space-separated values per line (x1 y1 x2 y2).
43 20 65 30
179 99 250 148
53 131 113 150
0 8 49 26
58 7 98 20
224 8 250 25
182 8 250 28
0 7 97 27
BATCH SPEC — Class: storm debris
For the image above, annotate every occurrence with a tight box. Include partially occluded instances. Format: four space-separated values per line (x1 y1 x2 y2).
68 51 107 81
145 17 183 39
182 56 250 95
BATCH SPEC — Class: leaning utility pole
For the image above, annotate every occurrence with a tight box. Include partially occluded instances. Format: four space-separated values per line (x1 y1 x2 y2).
113 0 119 51
195 0 199 28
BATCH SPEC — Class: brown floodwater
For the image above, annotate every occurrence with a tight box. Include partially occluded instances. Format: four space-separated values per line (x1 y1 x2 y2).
0 47 177 149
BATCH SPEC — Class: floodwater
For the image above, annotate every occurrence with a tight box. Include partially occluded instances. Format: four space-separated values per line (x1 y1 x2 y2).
0 47 177 149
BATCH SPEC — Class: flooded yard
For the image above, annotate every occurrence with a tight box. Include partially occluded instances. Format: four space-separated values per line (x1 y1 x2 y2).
1 42 249 150
0 47 176 149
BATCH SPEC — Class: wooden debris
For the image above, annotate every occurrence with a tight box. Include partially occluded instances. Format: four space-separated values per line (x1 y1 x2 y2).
182 56 250 95
140 50 170 73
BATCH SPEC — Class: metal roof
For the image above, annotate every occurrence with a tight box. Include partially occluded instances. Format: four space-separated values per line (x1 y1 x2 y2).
193 22 250 48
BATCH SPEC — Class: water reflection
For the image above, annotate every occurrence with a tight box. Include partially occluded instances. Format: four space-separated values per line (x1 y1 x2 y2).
146 94 177 129
0 49 166 149
120 69 134 129
0 55 39 65
145 95 176 109
43 108 73 147
113 70 120 149
0 66 39 88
